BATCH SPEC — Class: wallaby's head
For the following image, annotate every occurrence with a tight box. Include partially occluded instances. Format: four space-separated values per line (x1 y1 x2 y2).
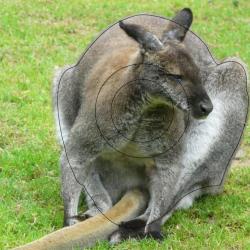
119 8 213 119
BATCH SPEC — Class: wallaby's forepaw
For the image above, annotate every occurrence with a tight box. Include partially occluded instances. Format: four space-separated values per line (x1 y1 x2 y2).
109 219 146 244
109 219 164 244
109 230 145 245
120 218 147 229
109 229 163 244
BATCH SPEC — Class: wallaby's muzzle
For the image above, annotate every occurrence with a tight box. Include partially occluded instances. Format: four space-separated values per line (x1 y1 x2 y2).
190 95 213 119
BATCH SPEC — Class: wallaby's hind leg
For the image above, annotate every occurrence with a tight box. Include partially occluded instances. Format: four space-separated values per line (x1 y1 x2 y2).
61 151 83 226
78 161 113 220
62 159 113 225
61 129 113 226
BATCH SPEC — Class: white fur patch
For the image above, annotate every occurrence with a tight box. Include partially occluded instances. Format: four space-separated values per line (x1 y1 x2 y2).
176 194 194 210
109 231 122 245
176 188 201 210
180 97 224 178
161 188 201 225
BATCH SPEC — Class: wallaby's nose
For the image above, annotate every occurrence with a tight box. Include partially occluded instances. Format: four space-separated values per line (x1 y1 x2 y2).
199 101 213 116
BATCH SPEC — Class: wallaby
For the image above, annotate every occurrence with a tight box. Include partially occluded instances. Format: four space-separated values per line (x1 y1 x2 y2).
52 7 248 242
18 7 246 249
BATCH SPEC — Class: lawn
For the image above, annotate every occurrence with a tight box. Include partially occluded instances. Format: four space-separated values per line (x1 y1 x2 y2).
0 0 249 249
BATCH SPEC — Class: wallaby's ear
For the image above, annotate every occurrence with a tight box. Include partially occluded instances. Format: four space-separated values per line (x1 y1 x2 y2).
162 8 193 43
119 21 163 52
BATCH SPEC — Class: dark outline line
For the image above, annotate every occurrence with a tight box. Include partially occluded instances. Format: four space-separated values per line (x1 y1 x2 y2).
56 14 249 230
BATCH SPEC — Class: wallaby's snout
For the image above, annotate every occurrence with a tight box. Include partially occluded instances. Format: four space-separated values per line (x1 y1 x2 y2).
199 99 213 116
191 94 213 119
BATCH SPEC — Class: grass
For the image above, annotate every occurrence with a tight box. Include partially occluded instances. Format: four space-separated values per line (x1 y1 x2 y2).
0 0 249 249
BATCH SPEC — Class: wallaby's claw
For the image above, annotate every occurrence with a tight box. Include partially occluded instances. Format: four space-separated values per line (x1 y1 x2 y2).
72 213 92 221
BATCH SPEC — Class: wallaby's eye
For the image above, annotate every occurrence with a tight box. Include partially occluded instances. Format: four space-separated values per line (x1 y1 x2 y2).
167 74 183 82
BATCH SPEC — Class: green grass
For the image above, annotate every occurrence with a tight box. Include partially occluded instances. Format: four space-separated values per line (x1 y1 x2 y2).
0 0 249 249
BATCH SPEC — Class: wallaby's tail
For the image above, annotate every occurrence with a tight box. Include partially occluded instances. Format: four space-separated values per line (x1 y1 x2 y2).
13 189 147 250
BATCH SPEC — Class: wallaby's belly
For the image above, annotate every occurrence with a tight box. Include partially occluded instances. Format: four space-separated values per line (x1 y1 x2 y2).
96 149 154 203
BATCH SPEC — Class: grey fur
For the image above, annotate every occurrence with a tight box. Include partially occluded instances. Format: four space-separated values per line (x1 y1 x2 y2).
52 9 248 241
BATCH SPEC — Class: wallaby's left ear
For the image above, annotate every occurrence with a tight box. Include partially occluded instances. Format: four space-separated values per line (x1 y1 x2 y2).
119 21 163 52
162 8 193 43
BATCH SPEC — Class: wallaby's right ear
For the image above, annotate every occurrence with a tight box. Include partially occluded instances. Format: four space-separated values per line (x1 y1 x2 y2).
119 21 163 52
162 8 193 43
